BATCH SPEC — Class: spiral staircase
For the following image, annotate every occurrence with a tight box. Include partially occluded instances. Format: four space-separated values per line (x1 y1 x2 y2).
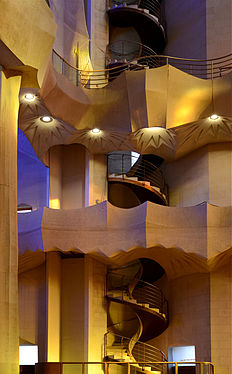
107 0 166 54
107 153 168 208
105 260 168 374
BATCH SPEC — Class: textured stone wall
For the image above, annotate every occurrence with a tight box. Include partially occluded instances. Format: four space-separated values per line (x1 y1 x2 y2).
0 71 21 374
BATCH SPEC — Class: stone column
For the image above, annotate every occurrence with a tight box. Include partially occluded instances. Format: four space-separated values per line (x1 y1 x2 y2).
46 252 61 362
0 68 21 374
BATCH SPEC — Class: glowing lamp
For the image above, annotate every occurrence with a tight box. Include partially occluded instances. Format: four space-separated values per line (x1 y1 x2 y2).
210 114 219 120
24 93 35 102
40 116 53 123
91 128 101 134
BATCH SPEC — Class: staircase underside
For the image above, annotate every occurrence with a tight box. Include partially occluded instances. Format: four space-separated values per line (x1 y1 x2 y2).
107 7 166 53
107 295 168 341
108 178 167 208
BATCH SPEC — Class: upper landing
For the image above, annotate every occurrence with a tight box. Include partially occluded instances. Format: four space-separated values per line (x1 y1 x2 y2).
19 59 232 164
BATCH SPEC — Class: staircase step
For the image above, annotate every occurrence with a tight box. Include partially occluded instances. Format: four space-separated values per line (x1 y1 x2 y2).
149 307 160 313
139 181 151 186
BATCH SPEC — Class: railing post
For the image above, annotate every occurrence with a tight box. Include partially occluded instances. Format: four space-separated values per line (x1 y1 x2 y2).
200 363 203 374
104 362 108 374
211 60 214 80
175 362 178 374
82 363 85 374
127 362 130 374
166 57 168 65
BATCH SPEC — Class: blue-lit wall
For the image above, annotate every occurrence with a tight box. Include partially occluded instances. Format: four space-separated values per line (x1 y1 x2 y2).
17 128 49 210
17 129 49 253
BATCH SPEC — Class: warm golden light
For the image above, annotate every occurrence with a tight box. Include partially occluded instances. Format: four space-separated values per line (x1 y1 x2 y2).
210 114 219 120
49 198 60 209
40 116 53 123
91 128 101 134
24 93 35 102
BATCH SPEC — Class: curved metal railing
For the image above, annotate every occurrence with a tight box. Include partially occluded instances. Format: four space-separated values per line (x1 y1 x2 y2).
107 153 167 196
106 40 158 67
52 49 232 88
104 332 167 373
107 0 161 20
107 272 168 315
106 269 168 373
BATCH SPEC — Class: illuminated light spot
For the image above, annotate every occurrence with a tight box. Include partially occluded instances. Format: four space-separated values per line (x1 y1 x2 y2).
19 345 38 365
91 128 101 134
40 116 53 123
148 126 164 130
24 93 35 102
49 198 60 209
210 114 219 120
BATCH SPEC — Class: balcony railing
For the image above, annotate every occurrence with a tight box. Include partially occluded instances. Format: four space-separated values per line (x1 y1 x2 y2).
35 361 215 374
52 49 232 88
107 153 167 196
106 40 158 68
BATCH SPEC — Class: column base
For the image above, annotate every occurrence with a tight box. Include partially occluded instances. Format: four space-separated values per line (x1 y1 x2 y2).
35 363 61 374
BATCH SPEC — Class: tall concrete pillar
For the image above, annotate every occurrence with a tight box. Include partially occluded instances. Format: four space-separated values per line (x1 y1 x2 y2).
0 68 21 373
46 252 61 362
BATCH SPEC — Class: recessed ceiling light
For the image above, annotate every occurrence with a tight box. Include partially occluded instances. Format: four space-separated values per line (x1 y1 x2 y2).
40 116 53 123
91 128 101 134
147 126 164 130
24 93 35 102
210 114 219 120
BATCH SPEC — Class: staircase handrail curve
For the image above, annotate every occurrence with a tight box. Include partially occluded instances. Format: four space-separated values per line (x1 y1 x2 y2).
128 314 143 358
128 263 143 298
107 153 166 192
107 272 168 315
108 153 163 176
107 0 161 19
105 331 167 362
52 49 232 73
52 49 232 87
106 40 157 64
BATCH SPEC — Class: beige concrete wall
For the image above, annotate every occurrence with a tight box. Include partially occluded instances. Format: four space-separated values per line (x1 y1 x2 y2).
0 71 21 374
61 257 107 374
49 144 87 209
208 143 232 206
62 144 86 209
164 143 232 207
85 257 107 365
61 258 86 363
89 0 109 69
49 145 62 209
88 153 107 206
46 252 61 362
164 0 206 59
210 261 232 374
206 0 232 59
50 0 91 71
19 264 47 362
150 273 211 363
164 146 209 207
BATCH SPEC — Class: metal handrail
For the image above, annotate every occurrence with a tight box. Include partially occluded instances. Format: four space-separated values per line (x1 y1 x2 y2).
108 0 161 19
104 331 167 372
44 361 215 374
106 40 157 67
107 153 167 195
107 272 168 315
52 49 232 88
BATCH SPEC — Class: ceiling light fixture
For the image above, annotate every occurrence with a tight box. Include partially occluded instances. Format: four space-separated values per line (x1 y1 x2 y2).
91 128 101 134
40 116 53 123
24 93 35 102
210 114 219 120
